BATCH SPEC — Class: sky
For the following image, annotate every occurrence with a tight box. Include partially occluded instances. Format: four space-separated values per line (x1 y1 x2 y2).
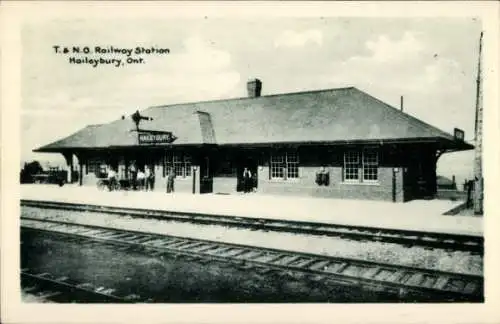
21 17 482 185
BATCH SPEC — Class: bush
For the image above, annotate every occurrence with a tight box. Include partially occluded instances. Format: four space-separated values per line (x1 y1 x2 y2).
20 161 43 183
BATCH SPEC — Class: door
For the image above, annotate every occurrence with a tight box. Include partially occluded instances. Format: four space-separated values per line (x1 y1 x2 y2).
403 150 434 201
199 156 213 194
236 155 258 192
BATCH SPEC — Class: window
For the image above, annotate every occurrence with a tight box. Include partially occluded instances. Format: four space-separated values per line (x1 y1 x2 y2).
362 149 378 181
215 156 237 177
343 149 379 182
87 158 106 176
164 152 191 178
286 152 299 179
270 154 284 179
344 151 360 181
270 151 299 180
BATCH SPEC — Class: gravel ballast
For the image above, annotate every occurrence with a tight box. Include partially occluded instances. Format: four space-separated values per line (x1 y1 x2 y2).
21 291 53 303
21 206 483 276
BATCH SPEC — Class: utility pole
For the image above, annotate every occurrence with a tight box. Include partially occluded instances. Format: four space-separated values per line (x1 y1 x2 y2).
473 31 484 215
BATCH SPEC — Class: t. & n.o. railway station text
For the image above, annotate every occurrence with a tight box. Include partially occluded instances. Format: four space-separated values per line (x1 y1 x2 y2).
53 45 170 68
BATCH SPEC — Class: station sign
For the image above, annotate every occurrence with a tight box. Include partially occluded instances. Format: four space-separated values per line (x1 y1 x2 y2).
138 132 177 145
454 128 465 141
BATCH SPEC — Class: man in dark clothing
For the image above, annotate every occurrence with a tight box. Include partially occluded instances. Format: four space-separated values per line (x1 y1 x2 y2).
145 166 155 191
243 167 252 193
466 180 474 208
166 169 175 193
130 163 137 190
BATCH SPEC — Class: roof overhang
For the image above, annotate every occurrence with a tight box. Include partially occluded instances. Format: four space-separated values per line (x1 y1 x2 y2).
33 137 474 153
33 143 213 153
216 137 474 150
33 147 107 153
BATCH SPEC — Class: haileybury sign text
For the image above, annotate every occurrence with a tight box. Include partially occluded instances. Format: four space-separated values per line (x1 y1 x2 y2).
138 132 176 144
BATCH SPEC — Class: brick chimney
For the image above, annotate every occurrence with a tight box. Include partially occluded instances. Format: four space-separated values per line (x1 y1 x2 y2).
247 79 262 98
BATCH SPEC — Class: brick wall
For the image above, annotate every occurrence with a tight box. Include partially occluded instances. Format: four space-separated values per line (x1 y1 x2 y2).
81 163 99 186
75 145 413 202
155 166 195 193
79 154 196 194
257 165 403 202
213 177 237 194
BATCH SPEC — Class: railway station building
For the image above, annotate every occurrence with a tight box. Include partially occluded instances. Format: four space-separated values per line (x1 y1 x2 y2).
34 79 473 202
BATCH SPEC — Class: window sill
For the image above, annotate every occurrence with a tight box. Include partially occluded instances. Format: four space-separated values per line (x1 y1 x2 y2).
267 178 301 183
163 176 192 180
340 181 380 186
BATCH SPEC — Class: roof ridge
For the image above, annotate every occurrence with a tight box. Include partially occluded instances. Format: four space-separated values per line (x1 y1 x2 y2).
147 86 356 111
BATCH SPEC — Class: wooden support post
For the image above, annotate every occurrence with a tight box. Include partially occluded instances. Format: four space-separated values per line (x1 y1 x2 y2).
74 153 83 186
473 32 484 215
79 159 83 186
392 168 397 203
192 167 196 194
62 152 73 184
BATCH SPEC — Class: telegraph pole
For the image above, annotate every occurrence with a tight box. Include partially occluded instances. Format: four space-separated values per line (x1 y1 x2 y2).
473 31 483 215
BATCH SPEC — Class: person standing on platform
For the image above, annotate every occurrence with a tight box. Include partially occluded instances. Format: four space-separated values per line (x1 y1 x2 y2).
166 169 176 193
243 167 252 193
137 169 146 191
107 167 117 191
145 166 151 191
130 162 137 190
145 166 155 191
149 166 156 191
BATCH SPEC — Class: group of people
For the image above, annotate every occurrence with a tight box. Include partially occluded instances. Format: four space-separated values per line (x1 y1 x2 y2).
131 165 156 191
105 164 255 194
106 164 156 191
105 164 177 193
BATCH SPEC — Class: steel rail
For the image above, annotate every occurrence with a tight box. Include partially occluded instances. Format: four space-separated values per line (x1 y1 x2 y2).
21 216 483 302
21 270 130 303
21 199 483 254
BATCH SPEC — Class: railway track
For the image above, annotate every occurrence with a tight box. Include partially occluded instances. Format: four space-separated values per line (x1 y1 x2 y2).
21 269 131 303
21 216 483 302
21 199 484 254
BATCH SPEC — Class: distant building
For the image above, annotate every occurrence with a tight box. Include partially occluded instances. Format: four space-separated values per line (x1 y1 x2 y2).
436 175 457 190
34 79 473 202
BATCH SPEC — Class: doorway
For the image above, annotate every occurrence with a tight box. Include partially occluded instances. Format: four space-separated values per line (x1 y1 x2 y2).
199 156 213 194
236 155 258 192
403 150 435 201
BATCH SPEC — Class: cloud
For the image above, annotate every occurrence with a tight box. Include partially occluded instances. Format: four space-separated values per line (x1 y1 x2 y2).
174 37 233 73
364 31 425 63
327 31 466 94
274 30 323 48
116 36 241 103
24 36 241 117
21 92 99 117
424 57 462 84
122 71 241 104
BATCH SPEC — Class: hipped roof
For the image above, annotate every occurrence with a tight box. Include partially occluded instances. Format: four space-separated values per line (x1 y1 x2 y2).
35 87 473 152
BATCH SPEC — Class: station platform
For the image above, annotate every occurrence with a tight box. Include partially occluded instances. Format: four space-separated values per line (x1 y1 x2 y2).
20 184 482 236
